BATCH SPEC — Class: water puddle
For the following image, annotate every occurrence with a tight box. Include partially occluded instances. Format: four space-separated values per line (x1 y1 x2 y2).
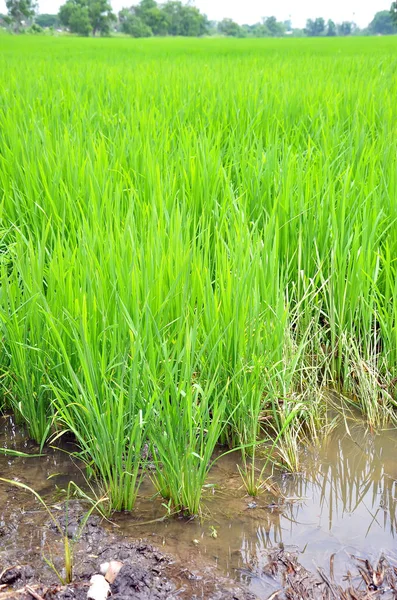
1 414 396 598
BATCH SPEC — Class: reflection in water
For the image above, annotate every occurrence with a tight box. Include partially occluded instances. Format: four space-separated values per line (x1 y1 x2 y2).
279 422 397 538
1 414 397 598
118 420 397 597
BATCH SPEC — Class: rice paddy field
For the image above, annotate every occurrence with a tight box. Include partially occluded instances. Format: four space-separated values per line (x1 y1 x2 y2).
1 34 397 517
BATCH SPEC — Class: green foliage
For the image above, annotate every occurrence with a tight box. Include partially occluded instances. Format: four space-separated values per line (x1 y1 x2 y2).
119 9 152 36
59 0 115 36
1 36 397 514
148 319 229 514
59 1 92 35
26 22 43 33
133 0 168 35
326 19 337 36
263 16 285 37
369 10 397 35
35 13 59 28
88 0 116 35
304 17 325 36
5 0 36 32
218 17 285 38
337 21 354 36
391 2 397 26
119 0 208 38
162 1 208 36
218 18 244 37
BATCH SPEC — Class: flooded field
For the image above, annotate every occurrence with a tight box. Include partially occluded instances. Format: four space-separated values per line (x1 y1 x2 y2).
1 413 396 598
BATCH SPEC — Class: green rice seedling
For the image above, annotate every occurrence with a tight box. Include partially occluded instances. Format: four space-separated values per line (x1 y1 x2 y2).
148 318 228 516
0 272 53 446
44 307 155 513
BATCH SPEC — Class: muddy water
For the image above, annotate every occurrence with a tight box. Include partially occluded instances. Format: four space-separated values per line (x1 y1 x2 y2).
1 414 397 598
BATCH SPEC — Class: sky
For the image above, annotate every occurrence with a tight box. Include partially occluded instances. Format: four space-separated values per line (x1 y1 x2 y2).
0 0 390 29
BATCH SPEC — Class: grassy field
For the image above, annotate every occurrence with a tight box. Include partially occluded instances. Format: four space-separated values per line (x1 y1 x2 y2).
1 35 397 514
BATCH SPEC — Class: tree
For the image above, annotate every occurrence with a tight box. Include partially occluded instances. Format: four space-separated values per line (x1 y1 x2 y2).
369 10 397 34
304 17 325 36
326 19 336 36
218 18 244 37
59 1 91 35
35 13 59 27
119 8 152 36
133 0 168 35
119 0 208 37
59 0 115 36
245 22 270 37
88 0 116 35
162 1 208 36
391 2 397 26
5 0 36 32
337 21 353 35
263 16 285 36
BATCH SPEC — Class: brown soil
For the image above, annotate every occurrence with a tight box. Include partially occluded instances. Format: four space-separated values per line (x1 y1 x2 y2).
0 502 255 600
1 503 396 600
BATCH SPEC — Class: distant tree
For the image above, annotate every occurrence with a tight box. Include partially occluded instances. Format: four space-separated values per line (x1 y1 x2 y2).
59 0 115 36
326 19 336 36
88 0 115 34
206 19 218 35
133 0 168 35
119 0 208 37
223 16 285 37
119 8 152 35
240 23 253 36
218 17 243 37
59 1 92 35
391 2 397 26
369 10 397 34
337 21 353 35
5 0 36 32
247 22 270 37
35 13 59 27
162 1 208 36
263 16 285 36
304 17 325 36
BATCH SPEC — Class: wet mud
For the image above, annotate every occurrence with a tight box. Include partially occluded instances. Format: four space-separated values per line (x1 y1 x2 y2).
1 414 397 599
0 500 254 599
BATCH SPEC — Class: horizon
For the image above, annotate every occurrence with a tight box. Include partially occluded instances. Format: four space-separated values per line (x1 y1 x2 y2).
0 0 392 29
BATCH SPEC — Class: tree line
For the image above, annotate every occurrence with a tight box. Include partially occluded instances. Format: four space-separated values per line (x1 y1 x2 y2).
2 0 397 38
